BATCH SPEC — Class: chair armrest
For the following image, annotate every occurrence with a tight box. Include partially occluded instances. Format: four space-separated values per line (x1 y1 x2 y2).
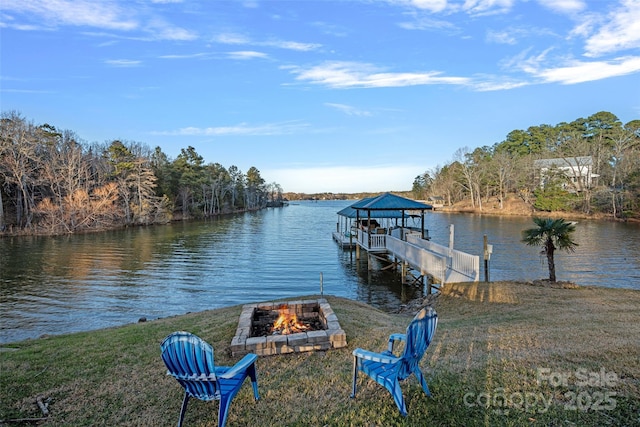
353 348 400 365
219 353 258 379
387 333 406 353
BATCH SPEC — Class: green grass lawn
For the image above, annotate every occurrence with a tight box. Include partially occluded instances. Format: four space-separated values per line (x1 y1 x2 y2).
1 282 639 426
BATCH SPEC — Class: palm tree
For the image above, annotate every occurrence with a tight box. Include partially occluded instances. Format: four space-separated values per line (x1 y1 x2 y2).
521 217 578 282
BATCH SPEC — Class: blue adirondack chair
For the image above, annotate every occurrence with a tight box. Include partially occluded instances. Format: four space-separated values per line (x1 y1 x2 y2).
160 331 259 427
351 307 438 416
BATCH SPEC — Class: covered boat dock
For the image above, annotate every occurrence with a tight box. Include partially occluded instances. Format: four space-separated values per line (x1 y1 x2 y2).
332 195 418 248
333 193 479 288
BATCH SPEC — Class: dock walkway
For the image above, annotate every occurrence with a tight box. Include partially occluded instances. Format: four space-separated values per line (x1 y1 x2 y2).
336 227 479 285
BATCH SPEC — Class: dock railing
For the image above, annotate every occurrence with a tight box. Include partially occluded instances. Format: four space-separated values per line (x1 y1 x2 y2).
352 227 479 284
406 234 480 282
356 229 387 252
386 236 448 283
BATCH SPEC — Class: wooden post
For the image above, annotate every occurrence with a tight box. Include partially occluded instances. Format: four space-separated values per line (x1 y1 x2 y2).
449 224 454 252
483 234 490 282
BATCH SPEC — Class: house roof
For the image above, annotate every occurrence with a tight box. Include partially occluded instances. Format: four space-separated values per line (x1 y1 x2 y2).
534 156 593 168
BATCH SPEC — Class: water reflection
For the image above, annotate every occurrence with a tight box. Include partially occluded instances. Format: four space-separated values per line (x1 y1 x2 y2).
1 200 639 344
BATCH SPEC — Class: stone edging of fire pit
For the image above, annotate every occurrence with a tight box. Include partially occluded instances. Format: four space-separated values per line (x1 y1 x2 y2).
231 298 347 357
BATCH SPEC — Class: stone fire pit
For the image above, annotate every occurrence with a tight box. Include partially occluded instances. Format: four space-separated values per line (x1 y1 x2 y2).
230 298 347 357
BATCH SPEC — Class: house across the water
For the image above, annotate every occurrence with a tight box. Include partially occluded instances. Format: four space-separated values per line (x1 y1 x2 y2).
533 156 599 192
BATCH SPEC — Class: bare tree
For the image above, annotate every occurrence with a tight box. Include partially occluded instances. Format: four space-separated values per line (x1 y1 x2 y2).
489 150 518 209
34 183 123 233
39 127 92 226
454 147 489 209
430 163 464 206
453 148 476 207
608 126 640 217
0 112 40 228
228 165 243 210
204 163 230 215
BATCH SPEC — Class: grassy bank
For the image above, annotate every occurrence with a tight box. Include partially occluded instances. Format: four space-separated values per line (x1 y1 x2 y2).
1 282 639 426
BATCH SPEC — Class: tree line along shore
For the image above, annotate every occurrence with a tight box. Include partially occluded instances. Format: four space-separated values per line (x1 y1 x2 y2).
411 111 639 221
1 110 638 237
1 111 286 236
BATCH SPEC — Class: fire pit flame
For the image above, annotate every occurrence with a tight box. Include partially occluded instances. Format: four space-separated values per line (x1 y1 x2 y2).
231 299 348 357
272 311 309 335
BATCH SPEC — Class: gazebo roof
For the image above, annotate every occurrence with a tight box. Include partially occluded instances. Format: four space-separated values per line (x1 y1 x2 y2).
337 201 408 219
350 192 432 211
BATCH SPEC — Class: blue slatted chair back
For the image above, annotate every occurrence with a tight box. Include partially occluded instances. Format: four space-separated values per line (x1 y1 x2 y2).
397 308 437 380
161 331 222 401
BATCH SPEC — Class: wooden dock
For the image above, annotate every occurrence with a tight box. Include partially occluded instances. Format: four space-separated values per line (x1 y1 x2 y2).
337 227 479 287
333 193 478 289
332 231 356 248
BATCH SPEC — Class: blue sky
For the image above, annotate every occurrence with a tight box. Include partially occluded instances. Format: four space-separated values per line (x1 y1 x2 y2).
1 0 639 193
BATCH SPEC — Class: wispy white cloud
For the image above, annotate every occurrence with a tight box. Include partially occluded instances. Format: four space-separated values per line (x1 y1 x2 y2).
284 61 470 88
0 88 56 94
459 0 515 16
105 59 142 67
535 56 640 84
285 60 544 92
227 51 269 60
471 77 529 91
567 13 599 39
583 0 640 57
487 25 556 46
159 52 211 60
507 47 640 84
154 121 309 136
301 42 640 90
264 40 321 51
212 32 321 51
501 47 552 74
311 21 350 38
486 29 517 45
536 0 586 14
240 1 260 8
397 15 459 32
325 103 372 117
145 18 197 41
0 0 196 41
213 33 251 45
384 0 448 13
0 14 42 31
393 0 515 28
0 0 137 31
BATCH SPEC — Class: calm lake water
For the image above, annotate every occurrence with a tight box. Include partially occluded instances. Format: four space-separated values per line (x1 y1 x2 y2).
1 200 639 344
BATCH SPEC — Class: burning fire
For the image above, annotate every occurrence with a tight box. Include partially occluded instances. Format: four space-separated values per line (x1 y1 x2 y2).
271 311 309 335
